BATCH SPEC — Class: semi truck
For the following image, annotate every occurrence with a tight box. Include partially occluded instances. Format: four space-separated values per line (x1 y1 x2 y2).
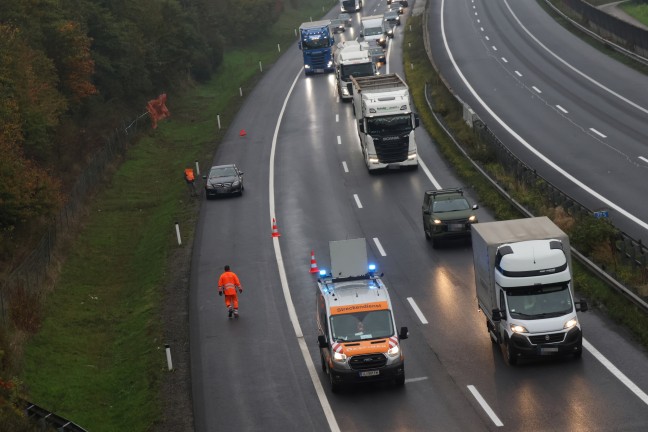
340 0 362 13
298 21 335 75
316 238 408 392
350 73 419 170
472 217 588 365
334 40 376 101
360 15 388 47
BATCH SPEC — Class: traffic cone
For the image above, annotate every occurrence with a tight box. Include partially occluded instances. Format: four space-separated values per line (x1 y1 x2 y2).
239 129 247 137
271 218 281 238
309 250 319 274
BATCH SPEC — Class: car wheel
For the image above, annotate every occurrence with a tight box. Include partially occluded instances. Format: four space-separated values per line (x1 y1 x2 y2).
431 237 439 249
328 366 341 393
394 373 405 387
320 354 327 372
423 222 431 240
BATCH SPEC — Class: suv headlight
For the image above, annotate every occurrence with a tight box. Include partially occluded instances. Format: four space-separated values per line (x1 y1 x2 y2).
469 215 477 222
433 219 442 224
387 345 400 357
232 181 240 186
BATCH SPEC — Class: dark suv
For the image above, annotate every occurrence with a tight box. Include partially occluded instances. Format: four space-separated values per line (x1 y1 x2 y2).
422 188 478 247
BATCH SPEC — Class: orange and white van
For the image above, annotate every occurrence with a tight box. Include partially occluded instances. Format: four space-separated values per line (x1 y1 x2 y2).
316 239 408 393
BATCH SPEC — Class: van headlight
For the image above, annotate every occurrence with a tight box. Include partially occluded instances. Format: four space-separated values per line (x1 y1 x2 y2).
564 318 578 329
469 215 477 222
510 324 528 333
387 345 400 357
333 351 347 362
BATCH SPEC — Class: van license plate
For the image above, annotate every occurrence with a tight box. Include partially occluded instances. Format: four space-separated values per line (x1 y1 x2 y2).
540 347 559 354
448 224 464 231
360 370 380 377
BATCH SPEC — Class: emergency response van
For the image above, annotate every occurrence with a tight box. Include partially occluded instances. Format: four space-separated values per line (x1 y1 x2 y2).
316 238 408 392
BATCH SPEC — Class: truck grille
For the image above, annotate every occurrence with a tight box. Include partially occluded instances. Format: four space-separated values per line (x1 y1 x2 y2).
528 333 565 345
374 134 409 163
309 52 327 69
349 354 387 370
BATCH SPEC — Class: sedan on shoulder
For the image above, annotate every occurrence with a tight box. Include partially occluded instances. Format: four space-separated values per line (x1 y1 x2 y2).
203 164 244 198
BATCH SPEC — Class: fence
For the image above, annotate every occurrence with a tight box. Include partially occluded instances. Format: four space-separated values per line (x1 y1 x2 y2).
421 3 648 311
0 114 148 325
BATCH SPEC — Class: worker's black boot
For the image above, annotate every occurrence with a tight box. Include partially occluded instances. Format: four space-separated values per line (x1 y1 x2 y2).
228 307 233 318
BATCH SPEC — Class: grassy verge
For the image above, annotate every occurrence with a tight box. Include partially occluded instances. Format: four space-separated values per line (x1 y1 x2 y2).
620 3 648 25
403 15 648 348
18 0 334 429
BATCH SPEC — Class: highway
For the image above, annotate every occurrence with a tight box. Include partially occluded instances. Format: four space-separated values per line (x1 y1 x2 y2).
189 0 648 430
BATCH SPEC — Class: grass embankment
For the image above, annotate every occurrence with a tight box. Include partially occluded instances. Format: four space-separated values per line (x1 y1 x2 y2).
402 15 648 348
19 0 334 429
620 2 648 26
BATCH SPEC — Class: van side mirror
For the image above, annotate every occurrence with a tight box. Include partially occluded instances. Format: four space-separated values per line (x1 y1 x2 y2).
472 204 478 210
492 308 502 322
399 326 409 340
317 335 328 348
577 300 588 312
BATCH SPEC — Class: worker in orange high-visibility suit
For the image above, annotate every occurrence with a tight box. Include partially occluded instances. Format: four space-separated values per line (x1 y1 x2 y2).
218 265 243 318
184 168 197 197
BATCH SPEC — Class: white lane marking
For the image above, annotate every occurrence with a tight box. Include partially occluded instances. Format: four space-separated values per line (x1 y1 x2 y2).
639 156 648 164
405 376 429 383
335 114 339 122
269 68 340 432
441 0 648 232
556 105 568 114
342 161 349 172
477 19 481 23
485 35 490 41
354 194 363 208
504 0 648 117
386 39 393 74
584 339 648 407
480 27 484 32
419 158 443 189
337 135 341 145
491 45 497 51
590 128 607 138
373 237 387 256
467 385 504 427
406 297 429 324
501 57 508 63
514 70 522 77
532 86 541 94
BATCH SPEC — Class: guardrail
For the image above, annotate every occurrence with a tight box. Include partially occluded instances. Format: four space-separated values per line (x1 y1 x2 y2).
23 400 88 431
420 5 648 313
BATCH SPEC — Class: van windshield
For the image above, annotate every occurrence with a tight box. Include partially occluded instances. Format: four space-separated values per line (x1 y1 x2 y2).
330 310 394 342
506 284 573 319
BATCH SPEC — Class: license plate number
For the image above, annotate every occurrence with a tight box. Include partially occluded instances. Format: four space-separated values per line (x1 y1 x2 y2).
540 347 559 354
448 223 464 231
359 370 380 377
315 69 324 73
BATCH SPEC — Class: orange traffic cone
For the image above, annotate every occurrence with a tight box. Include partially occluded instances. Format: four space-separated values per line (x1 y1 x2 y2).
239 129 247 137
271 218 281 238
309 250 319 274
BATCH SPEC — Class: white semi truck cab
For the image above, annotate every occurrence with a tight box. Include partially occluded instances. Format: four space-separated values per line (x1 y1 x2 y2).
350 73 419 171
334 41 376 101
472 217 588 365
360 15 388 47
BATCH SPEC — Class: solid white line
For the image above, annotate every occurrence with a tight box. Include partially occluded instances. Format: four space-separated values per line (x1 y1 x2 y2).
386 39 393 74
342 161 349 172
532 86 541 94
514 70 522 77
639 156 648 164
269 69 340 432
584 339 648 407
335 114 339 123
485 36 490 41
419 158 443 189
354 194 363 208
441 0 648 232
373 237 387 256
590 128 607 138
492 45 497 51
556 105 568 114
480 27 484 32
467 385 504 427
501 57 508 63
405 376 429 383
406 297 429 324
337 135 341 145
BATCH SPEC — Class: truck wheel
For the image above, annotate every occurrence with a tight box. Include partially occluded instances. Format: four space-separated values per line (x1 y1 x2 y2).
394 374 405 387
505 340 518 366
320 354 327 372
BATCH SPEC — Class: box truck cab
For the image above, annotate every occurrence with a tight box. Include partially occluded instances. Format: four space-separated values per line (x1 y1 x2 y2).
316 238 408 392
472 218 588 365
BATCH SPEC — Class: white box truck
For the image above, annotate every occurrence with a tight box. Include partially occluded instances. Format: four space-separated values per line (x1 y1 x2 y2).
350 73 419 171
472 217 588 365
360 15 388 47
334 40 376 101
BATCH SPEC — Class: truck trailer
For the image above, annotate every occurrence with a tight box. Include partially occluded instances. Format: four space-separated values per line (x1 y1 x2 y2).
350 73 419 170
360 15 388 47
472 217 588 365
